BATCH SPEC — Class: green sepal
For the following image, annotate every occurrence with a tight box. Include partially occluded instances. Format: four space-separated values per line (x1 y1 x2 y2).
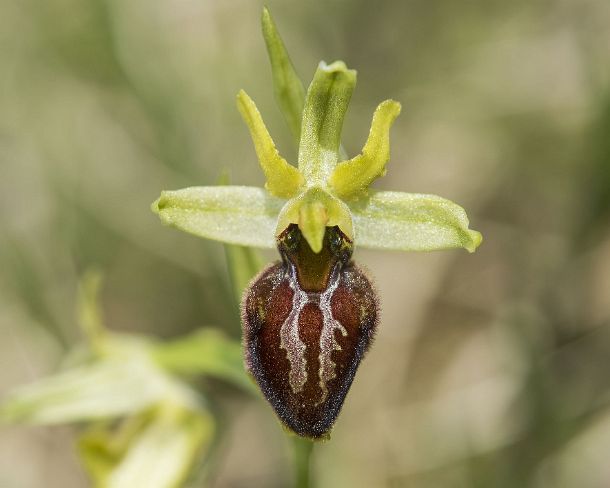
350 191 482 252
152 186 284 248
298 61 356 185
276 187 354 253
261 7 306 144
236 90 304 198
330 99 401 199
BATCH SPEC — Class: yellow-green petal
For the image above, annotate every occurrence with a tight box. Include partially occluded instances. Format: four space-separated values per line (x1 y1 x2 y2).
330 100 401 199
236 90 304 198
351 191 482 252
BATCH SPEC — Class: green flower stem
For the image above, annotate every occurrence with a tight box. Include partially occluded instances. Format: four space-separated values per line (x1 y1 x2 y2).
77 270 108 355
292 436 314 488
224 244 265 306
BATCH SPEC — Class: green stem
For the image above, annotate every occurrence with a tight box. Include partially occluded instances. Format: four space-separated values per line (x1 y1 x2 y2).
292 436 314 488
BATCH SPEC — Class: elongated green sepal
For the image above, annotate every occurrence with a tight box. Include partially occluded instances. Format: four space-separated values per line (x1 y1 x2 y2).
237 90 304 198
152 186 285 248
276 187 354 253
350 191 482 252
330 100 401 199
261 7 306 144
298 61 356 185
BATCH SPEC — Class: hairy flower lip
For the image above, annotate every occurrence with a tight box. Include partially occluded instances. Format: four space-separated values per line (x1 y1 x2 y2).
241 224 379 439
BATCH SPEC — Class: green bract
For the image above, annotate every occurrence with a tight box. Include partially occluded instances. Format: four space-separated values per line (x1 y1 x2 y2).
152 8 482 255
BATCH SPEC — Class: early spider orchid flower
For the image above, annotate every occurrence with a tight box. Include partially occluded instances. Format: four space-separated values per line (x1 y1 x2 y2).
152 8 481 439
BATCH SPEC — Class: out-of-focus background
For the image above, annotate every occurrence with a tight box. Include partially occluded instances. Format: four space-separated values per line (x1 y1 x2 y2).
1 0 609 486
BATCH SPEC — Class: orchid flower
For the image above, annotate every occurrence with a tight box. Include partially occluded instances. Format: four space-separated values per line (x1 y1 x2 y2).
152 8 481 439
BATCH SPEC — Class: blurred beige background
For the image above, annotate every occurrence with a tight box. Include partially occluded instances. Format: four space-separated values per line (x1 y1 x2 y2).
1 0 610 486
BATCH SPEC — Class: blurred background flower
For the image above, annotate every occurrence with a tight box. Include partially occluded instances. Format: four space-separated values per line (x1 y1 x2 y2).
0 0 609 487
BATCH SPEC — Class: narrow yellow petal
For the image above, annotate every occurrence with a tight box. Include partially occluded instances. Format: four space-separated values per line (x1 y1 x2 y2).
330 99 401 199
236 90 304 198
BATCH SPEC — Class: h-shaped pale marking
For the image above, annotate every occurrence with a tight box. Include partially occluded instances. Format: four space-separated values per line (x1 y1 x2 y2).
279 265 348 403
